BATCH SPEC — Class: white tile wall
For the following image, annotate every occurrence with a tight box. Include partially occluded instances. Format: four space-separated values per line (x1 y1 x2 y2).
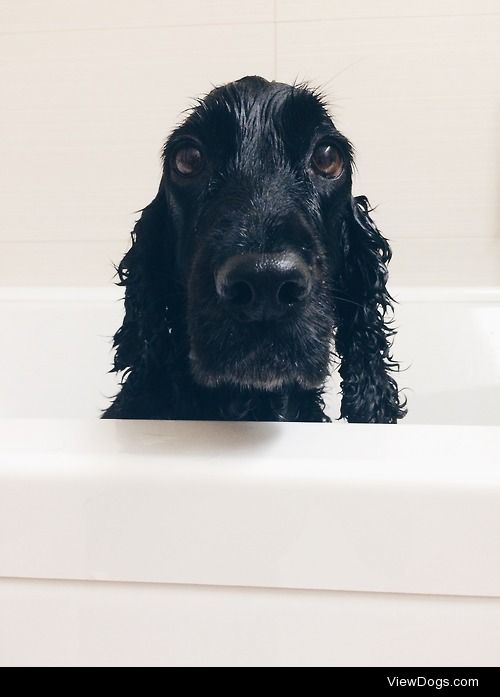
0 23 274 243
0 1 274 31
276 14 500 241
0 1 499 285
275 0 500 21
0 241 126 286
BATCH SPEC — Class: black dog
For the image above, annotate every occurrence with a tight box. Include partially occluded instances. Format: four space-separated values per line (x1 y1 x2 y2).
103 76 406 423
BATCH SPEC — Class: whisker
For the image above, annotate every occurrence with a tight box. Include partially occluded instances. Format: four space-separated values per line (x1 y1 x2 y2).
331 294 364 309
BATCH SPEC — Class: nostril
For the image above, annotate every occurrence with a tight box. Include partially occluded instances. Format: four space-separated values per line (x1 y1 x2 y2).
226 280 254 306
216 253 312 320
277 279 310 305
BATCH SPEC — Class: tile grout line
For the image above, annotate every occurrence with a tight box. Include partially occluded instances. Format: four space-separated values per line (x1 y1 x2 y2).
1 238 499 245
269 12 500 25
1 12 498 36
273 0 278 80
0 19 277 37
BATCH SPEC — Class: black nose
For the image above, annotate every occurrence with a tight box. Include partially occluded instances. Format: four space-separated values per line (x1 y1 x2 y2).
215 252 312 321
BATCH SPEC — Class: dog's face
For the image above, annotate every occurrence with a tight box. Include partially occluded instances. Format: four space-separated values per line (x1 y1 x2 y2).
161 76 353 391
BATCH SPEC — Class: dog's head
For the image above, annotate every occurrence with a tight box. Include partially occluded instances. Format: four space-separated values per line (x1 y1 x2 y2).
110 76 404 422
166 76 352 390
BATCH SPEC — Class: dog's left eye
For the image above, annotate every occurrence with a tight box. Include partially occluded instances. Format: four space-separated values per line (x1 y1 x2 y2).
173 145 205 177
311 142 343 178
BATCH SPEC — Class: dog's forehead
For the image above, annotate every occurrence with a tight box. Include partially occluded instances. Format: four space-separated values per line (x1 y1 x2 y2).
179 77 333 145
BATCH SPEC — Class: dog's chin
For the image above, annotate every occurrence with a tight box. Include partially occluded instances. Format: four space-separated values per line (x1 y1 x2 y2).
187 307 334 392
188 348 329 392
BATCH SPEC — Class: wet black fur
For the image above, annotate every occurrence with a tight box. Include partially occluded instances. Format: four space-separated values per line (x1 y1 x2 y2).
102 76 406 423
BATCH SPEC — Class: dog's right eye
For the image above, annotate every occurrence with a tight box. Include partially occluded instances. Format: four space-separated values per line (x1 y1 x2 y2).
173 145 205 177
311 142 343 179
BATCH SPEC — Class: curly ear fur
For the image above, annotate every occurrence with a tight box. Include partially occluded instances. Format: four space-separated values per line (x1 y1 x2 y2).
103 184 185 418
334 196 407 423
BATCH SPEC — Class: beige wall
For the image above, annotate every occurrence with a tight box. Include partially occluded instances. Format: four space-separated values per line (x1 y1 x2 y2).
1 1 499 286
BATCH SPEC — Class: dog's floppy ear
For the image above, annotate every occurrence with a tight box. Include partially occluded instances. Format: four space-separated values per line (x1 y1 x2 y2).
334 195 407 423
111 182 172 372
103 181 181 418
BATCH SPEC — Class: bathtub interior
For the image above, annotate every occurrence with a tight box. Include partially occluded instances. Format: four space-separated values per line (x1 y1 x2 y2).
0 286 499 425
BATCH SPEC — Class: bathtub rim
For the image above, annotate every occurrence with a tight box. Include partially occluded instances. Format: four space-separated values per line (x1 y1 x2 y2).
1 417 500 600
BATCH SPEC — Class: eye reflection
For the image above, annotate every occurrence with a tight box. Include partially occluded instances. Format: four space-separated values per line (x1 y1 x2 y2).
311 143 343 178
173 145 205 177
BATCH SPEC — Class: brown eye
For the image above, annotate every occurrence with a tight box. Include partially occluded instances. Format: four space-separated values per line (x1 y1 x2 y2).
173 145 204 177
311 143 343 178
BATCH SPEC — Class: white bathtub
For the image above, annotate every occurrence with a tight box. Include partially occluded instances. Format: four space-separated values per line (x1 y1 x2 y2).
1 286 500 667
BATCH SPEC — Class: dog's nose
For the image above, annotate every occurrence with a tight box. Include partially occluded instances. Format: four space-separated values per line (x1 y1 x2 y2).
215 252 312 321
